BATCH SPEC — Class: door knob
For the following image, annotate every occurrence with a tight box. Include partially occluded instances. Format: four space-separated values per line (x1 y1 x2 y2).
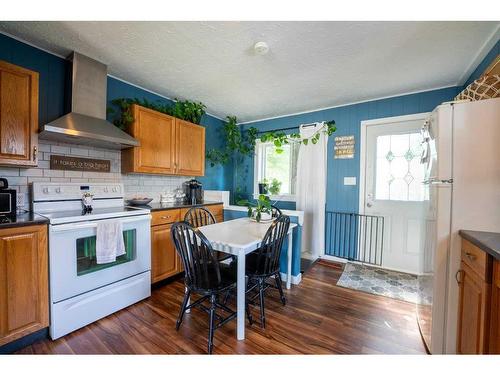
366 202 373 208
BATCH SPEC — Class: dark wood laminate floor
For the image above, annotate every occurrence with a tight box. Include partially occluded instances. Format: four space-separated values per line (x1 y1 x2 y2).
16 261 427 354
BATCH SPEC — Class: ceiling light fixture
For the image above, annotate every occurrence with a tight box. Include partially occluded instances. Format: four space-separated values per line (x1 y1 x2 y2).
254 41 269 55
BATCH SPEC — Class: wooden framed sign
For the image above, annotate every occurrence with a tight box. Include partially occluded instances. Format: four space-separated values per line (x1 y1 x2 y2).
334 135 355 159
50 155 111 172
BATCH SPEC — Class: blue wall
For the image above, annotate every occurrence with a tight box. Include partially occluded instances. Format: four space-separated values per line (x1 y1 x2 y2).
239 86 460 213
0 33 231 191
463 39 500 88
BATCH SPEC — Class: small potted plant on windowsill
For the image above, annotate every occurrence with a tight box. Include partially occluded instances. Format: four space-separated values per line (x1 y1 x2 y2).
237 194 272 223
268 178 282 196
258 180 269 194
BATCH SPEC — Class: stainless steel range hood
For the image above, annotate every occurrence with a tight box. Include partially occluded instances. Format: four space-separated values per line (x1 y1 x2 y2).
39 52 139 149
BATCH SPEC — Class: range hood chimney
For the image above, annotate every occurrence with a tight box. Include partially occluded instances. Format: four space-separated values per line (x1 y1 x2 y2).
39 52 139 149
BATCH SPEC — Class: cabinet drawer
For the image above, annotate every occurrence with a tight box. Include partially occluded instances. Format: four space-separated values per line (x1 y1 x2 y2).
206 204 224 218
151 209 181 226
462 239 490 281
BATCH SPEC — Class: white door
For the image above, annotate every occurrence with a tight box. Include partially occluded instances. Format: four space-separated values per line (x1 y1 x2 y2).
360 113 430 274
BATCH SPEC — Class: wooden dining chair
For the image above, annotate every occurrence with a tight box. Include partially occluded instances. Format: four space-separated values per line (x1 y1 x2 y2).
183 206 233 262
270 205 282 218
245 215 290 328
171 222 248 354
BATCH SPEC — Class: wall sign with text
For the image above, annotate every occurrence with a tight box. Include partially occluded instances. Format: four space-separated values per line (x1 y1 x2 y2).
50 155 111 172
334 135 355 159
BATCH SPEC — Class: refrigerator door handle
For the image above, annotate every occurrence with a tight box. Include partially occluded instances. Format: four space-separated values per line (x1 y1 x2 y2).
422 177 453 185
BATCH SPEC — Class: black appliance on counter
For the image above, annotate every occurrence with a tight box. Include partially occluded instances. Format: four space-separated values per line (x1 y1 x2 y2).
0 178 16 219
183 179 203 205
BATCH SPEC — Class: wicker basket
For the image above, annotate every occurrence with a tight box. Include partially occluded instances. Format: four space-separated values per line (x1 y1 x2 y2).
455 74 500 101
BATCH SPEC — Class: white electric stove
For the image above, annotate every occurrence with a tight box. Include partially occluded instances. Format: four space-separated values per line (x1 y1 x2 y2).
32 182 152 339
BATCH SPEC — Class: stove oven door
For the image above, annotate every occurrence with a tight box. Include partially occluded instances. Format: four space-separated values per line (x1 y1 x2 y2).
48 215 151 303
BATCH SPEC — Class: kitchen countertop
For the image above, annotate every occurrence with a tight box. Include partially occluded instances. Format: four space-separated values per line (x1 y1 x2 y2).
0 211 49 230
459 230 500 261
128 200 224 212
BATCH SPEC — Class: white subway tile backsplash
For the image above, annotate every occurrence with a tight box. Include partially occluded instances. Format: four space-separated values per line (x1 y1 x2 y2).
1 139 190 203
64 170 83 178
20 168 44 177
0 168 20 177
43 169 64 177
38 143 51 152
70 148 89 156
51 145 70 154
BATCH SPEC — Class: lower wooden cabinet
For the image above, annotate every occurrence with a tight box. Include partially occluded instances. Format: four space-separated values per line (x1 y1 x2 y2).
0 224 48 346
457 261 491 354
151 204 224 284
151 223 182 283
456 238 500 354
490 261 500 353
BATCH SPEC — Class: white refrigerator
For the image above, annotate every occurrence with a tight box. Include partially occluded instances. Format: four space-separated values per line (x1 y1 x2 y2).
417 97 500 354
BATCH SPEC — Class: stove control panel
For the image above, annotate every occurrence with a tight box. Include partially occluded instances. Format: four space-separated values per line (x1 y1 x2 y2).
32 182 124 202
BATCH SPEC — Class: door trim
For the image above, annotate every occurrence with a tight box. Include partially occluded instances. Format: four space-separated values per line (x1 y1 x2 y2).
358 112 430 215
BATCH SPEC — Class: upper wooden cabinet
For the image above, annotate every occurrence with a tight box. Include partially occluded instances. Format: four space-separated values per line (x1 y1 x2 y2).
0 60 39 167
176 119 205 176
0 224 48 346
122 104 205 176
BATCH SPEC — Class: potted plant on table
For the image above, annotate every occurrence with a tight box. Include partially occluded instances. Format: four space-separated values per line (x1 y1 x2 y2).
237 194 272 223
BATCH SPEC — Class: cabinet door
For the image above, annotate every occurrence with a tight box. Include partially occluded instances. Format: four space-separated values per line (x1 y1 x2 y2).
0 225 48 346
490 261 500 354
122 105 176 174
0 60 39 167
175 119 205 176
151 224 180 283
457 262 491 354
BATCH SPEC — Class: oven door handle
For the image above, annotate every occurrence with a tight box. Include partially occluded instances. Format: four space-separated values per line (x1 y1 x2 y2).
50 215 152 232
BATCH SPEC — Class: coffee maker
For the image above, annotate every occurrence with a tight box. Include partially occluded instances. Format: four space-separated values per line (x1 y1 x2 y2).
183 179 203 205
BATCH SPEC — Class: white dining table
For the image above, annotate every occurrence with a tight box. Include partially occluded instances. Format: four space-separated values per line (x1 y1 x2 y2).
198 217 297 340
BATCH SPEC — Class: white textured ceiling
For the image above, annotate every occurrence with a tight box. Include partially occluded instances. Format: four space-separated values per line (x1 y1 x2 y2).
0 21 498 122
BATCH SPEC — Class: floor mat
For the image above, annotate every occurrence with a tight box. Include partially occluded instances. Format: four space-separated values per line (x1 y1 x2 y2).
336 262 429 304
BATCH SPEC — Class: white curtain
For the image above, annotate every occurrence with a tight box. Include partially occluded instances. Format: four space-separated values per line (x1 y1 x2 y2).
296 123 328 259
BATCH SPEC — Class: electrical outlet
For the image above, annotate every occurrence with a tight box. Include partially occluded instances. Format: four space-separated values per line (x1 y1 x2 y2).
16 194 25 209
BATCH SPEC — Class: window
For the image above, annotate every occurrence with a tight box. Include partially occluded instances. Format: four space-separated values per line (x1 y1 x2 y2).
254 140 300 200
374 132 427 201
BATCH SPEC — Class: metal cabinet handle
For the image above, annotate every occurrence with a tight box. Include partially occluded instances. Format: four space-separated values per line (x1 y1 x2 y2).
33 145 37 161
455 270 463 284
465 252 477 261
161 216 171 219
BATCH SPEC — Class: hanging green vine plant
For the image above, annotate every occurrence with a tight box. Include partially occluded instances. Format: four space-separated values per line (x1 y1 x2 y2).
206 116 259 167
206 119 337 166
107 97 206 130
259 120 337 153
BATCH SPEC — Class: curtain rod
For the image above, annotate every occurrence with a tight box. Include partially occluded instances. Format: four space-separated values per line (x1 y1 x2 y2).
254 121 329 134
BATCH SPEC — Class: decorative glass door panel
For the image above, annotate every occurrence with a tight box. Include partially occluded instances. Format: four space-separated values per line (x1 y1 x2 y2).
76 229 137 276
375 132 426 202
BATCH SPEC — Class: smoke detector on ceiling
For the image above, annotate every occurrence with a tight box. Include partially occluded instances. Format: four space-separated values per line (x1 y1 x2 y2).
254 41 269 55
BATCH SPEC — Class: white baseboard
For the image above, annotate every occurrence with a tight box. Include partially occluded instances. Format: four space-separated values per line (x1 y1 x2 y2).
320 255 348 263
280 272 302 285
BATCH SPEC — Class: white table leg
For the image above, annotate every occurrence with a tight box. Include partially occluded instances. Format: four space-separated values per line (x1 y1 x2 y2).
287 231 293 290
236 249 246 340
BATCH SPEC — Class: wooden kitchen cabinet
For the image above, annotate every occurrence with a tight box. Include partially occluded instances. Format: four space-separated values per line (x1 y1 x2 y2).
175 119 205 176
150 204 223 284
122 104 206 176
122 105 176 174
490 261 500 353
0 224 48 346
457 261 491 354
0 60 39 167
151 223 181 283
150 208 183 284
